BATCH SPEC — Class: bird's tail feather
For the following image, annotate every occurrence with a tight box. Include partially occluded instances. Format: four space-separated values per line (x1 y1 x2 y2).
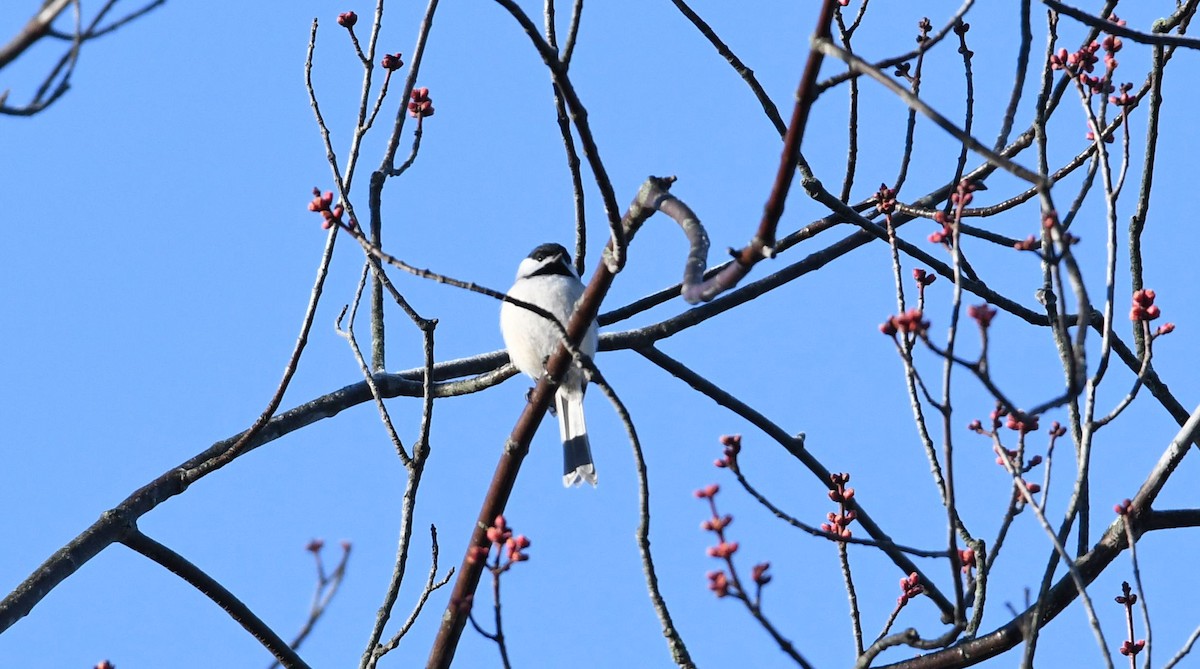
557 390 596 487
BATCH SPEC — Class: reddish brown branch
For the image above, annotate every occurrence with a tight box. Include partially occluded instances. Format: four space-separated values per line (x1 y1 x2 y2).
424 176 680 668
709 0 839 296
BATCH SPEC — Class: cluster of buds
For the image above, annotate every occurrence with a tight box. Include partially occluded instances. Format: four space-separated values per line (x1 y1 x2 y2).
977 410 1055 488
876 183 899 216
1130 289 1161 321
913 268 936 288
1048 421 1067 439
958 548 976 575
880 308 930 337
1113 498 1133 516
1110 82 1135 108
706 570 730 597
979 406 1038 435
928 217 953 244
468 515 531 569
707 560 771 598
696 482 771 600
381 52 404 71
1081 73 1115 97
1049 42 1100 74
1115 581 1146 657
951 178 982 208
307 188 355 231
1120 639 1147 658
821 473 857 540
968 303 996 329
337 11 357 28
409 87 435 118
751 562 772 587
916 17 933 45
1051 37 1118 98
1005 410 1039 435
714 434 741 470
1131 289 1177 336
1114 580 1139 606
694 483 720 500
697 484 738 560
1101 33 1123 70
953 21 973 58
898 572 924 605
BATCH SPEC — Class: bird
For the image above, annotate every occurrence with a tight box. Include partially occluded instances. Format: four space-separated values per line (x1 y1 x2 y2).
500 243 599 487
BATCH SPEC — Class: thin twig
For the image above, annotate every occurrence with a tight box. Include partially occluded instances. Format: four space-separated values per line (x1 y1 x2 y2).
361 314 438 669
372 526 454 660
269 542 351 669
1163 623 1200 669
812 37 1047 188
668 0 786 136
588 366 695 668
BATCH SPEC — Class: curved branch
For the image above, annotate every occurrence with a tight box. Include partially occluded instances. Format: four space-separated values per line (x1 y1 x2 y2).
1045 0 1200 49
122 529 310 669
589 366 695 668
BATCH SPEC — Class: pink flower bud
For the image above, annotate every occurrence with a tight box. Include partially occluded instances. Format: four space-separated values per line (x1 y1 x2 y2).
694 484 720 499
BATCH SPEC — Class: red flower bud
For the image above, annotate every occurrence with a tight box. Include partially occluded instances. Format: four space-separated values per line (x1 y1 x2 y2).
751 562 772 586
381 53 404 71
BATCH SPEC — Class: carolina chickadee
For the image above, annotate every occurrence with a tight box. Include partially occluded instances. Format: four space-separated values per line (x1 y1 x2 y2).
499 243 599 487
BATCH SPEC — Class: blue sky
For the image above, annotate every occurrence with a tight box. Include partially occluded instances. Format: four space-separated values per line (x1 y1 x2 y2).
3 1 1200 667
